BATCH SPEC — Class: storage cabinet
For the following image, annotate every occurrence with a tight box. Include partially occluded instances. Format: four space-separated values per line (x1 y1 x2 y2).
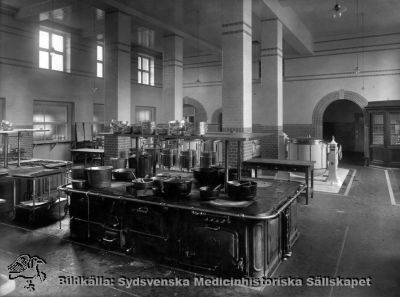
366 101 400 167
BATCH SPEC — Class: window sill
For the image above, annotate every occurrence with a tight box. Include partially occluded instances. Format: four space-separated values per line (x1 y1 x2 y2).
33 140 72 145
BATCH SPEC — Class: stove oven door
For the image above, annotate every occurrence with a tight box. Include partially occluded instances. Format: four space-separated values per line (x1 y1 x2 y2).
124 202 169 255
182 223 242 275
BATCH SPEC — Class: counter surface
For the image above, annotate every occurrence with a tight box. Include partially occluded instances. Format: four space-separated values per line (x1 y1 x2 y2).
62 179 304 219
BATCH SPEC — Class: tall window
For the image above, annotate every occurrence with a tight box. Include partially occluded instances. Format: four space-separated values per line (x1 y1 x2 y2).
33 101 73 142
96 44 104 78
39 29 65 71
138 54 154 86
136 106 155 122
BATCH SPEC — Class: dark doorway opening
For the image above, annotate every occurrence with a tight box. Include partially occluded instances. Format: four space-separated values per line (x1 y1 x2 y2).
323 99 364 165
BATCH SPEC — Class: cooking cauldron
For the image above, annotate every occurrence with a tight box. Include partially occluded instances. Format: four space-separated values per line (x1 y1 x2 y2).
226 180 257 201
163 176 192 199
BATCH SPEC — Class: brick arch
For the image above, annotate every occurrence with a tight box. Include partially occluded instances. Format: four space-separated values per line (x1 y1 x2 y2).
182 96 207 122
312 89 369 155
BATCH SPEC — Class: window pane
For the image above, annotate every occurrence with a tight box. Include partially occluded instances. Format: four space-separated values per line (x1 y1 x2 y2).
136 109 151 122
43 105 67 122
52 33 64 52
138 57 142 69
373 114 384 125
150 59 155 86
390 113 400 124
142 72 149 84
97 45 103 61
51 53 63 71
39 50 49 69
97 62 103 78
138 71 142 84
142 57 149 70
39 31 49 49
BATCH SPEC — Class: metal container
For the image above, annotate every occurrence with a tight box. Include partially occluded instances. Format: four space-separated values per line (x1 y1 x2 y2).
200 151 217 168
227 180 257 201
137 153 153 178
163 176 192 199
192 167 224 188
128 154 137 170
71 179 86 189
71 165 87 180
199 186 220 201
195 121 208 136
86 166 113 188
180 150 196 170
288 137 327 172
132 178 154 190
110 158 127 169
112 168 136 181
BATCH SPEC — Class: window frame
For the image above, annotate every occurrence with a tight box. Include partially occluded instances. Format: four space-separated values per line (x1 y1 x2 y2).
135 106 156 122
137 54 155 86
96 43 104 78
39 28 66 72
33 100 73 143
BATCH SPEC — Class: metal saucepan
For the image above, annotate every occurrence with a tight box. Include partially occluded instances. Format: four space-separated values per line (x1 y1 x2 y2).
226 180 257 201
163 176 192 199
132 178 154 190
199 184 221 201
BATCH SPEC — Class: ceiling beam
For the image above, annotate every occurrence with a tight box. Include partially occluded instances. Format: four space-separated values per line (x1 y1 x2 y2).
81 0 221 53
15 0 74 20
261 0 314 55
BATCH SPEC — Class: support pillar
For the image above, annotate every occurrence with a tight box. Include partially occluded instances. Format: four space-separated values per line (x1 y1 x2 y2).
221 0 252 133
259 19 284 159
104 11 131 125
162 34 183 122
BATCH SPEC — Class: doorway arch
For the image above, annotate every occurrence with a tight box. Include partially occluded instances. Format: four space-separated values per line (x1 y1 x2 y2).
312 90 369 156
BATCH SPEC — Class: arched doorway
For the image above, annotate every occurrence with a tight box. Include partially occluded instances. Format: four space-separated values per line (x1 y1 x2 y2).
182 97 207 123
211 108 223 132
323 100 365 163
312 90 369 164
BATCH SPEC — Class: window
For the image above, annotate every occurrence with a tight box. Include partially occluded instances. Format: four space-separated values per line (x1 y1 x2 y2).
136 106 155 122
96 44 104 78
93 103 105 135
39 29 66 71
138 54 155 86
33 101 73 142
371 114 384 145
138 27 155 48
390 113 400 145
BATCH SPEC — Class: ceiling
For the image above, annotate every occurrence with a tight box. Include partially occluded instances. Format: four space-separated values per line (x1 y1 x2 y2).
1 0 400 56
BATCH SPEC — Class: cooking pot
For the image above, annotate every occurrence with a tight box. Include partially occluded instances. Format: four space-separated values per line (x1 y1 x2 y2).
192 167 224 187
112 168 136 181
86 166 113 188
71 179 86 189
132 178 153 190
199 185 220 201
152 173 171 194
71 165 87 180
226 180 257 201
163 176 192 199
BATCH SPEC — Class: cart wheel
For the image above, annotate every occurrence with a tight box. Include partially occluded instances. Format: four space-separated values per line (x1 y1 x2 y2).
8 210 16 221
28 213 35 224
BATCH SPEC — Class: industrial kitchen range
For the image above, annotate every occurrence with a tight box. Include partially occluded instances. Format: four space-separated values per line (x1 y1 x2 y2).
59 131 307 278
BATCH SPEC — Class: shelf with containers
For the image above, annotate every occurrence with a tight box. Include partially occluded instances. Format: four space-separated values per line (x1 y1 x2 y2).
100 131 269 190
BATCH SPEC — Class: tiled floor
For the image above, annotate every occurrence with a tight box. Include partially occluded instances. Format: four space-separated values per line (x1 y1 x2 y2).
0 162 399 297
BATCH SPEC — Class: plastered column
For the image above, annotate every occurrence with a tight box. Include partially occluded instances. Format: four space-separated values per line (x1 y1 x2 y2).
104 11 131 125
259 19 283 158
221 0 252 133
162 34 183 122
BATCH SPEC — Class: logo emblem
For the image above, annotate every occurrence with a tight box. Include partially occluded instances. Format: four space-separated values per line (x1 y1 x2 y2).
8 254 47 292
